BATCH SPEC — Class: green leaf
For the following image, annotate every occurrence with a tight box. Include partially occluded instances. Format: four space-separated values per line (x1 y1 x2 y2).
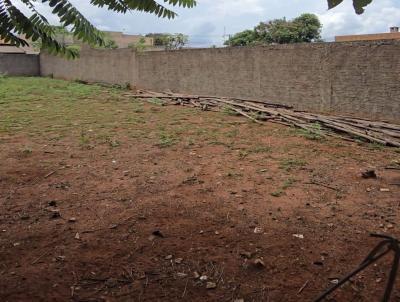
327 0 373 14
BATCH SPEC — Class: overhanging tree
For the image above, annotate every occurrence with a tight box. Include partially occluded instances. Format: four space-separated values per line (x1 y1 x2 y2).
0 0 196 58
0 0 373 57
328 0 372 14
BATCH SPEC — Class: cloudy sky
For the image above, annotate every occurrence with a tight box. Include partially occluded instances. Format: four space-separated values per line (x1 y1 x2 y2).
16 0 400 47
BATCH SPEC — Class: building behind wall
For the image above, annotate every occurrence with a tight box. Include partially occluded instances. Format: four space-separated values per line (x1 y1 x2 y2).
335 27 400 42
0 38 38 54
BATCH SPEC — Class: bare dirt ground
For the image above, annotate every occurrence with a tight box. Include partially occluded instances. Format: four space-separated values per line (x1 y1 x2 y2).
1 77 400 302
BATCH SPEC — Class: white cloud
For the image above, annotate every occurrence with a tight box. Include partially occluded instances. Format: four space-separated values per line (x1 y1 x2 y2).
318 0 400 40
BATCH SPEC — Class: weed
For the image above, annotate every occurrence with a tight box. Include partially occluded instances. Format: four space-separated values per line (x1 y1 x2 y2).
366 142 385 151
298 123 324 141
148 97 164 106
157 133 177 148
79 130 90 147
238 150 249 159
282 178 296 189
108 139 121 148
270 190 283 197
250 111 269 121
335 190 344 199
250 146 272 153
132 104 145 113
222 106 240 116
186 138 195 146
226 171 243 178
225 128 239 138
271 178 296 197
21 147 32 155
279 158 307 171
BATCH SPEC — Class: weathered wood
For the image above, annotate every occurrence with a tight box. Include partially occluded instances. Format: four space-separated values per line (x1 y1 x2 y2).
129 89 400 147
228 106 264 124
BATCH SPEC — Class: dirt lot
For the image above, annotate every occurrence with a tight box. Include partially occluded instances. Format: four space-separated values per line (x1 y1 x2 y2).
1 77 400 302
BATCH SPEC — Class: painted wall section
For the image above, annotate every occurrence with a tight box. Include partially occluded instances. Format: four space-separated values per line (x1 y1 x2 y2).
0 53 39 76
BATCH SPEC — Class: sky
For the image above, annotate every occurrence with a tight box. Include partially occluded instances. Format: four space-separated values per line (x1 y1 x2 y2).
14 0 400 47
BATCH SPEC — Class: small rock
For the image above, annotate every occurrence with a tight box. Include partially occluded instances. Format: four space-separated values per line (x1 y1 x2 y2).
292 234 304 239
380 188 390 192
361 169 377 179
193 271 200 279
148 235 156 241
199 275 208 281
68 217 76 223
165 255 173 260
50 210 61 219
56 255 66 262
105 278 118 288
74 232 80 240
253 227 263 234
240 251 252 259
206 282 217 289
387 224 394 229
215 231 220 235
253 258 265 268
175 258 183 264
152 230 164 238
48 200 57 207
177 272 187 278
20 213 30 220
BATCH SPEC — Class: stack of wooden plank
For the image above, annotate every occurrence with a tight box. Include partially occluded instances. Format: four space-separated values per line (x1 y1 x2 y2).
125 90 400 147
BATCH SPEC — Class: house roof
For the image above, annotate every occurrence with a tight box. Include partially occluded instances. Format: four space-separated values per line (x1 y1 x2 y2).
0 45 26 54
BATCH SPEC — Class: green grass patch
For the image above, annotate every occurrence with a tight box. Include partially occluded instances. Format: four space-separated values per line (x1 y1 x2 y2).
271 178 296 197
157 132 177 148
279 158 307 171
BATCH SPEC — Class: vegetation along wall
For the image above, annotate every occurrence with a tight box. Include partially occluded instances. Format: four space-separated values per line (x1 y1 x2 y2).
39 41 400 123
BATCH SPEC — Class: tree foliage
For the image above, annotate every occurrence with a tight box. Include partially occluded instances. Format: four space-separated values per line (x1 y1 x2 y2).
327 0 373 14
146 33 188 49
128 37 148 52
225 13 322 46
0 0 196 58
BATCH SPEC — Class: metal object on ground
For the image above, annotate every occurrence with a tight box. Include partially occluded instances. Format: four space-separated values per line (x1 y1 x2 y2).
313 233 400 302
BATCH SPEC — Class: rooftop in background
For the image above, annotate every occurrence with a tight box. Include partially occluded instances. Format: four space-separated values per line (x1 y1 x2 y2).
0 45 26 54
0 38 38 54
335 27 400 42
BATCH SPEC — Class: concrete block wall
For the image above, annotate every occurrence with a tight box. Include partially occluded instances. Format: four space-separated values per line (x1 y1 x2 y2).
0 53 39 76
40 46 136 85
37 41 400 123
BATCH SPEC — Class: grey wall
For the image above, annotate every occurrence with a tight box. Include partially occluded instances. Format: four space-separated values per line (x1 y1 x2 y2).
38 41 400 123
40 46 135 85
0 53 39 76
